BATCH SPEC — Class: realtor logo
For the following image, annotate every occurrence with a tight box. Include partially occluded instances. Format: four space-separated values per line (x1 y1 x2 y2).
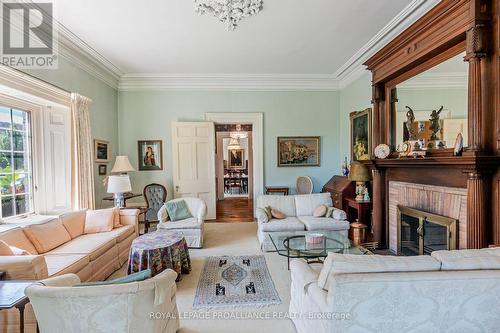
1 1 58 69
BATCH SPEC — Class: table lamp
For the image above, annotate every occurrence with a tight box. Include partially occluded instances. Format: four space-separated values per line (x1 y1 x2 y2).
107 175 132 208
348 162 372 202
111 156 135 174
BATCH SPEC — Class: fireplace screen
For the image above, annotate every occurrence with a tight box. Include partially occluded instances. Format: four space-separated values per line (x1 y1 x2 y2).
397 205 457 256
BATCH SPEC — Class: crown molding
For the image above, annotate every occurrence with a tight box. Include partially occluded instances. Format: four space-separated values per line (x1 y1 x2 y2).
57 23 123 89
119 74 339 91
398 72 468 90
336 0 440 89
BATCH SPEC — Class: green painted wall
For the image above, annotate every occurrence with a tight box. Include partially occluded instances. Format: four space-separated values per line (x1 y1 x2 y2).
339 72 373 161
23 58 118 206
118 90 341 198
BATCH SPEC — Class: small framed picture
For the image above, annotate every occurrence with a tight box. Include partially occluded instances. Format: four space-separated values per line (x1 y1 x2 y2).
94 139 110 163
98 164 107 175
138 140 163 171
228 148 244 169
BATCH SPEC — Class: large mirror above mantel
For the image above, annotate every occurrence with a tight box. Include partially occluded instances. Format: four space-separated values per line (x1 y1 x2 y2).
392 52 469 151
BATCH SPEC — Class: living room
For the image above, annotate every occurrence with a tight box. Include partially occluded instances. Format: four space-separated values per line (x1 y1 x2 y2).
1 0 500 332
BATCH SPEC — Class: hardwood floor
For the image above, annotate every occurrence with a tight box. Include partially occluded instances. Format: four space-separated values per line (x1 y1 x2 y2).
213 198 255 223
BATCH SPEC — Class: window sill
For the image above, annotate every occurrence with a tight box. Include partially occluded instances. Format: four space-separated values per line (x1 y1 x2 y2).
0 214 58 227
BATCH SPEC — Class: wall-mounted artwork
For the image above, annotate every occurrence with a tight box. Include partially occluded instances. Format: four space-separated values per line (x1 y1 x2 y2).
228 148 244 169
277 136 320 167
137 140 163 171
94 139 110 163
350 108 372 161
98 164 107 175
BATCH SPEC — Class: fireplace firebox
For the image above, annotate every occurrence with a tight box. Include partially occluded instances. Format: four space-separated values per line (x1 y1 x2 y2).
397 205 457 256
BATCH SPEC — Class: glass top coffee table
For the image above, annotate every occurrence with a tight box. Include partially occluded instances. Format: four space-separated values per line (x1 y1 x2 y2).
268 231 371 269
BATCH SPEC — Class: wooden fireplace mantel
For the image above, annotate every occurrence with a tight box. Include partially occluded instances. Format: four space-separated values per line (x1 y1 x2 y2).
363 0 500 249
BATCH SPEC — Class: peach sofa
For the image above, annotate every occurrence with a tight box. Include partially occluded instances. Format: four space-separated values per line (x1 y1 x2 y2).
0 208 139 333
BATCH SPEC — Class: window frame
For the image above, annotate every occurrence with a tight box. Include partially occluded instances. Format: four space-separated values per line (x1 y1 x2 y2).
0 94 44 222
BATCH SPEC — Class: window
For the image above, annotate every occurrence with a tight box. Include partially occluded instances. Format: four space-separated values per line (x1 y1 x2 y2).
0 107 33 218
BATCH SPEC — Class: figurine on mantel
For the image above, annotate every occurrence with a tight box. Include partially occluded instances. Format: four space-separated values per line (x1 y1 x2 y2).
342 157 349 176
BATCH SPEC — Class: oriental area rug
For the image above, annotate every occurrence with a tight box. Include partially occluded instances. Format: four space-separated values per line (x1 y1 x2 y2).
193 255 281 309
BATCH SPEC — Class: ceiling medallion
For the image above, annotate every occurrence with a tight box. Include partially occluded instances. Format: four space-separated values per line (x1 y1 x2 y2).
194 0 263 31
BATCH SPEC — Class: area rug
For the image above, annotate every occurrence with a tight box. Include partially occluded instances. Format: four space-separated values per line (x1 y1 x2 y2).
193 255 281 309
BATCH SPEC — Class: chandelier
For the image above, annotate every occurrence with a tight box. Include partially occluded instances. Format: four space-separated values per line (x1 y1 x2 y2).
194 0 263 31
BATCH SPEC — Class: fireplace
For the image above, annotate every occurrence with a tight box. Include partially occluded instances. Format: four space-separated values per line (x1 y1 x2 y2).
397 205 457 256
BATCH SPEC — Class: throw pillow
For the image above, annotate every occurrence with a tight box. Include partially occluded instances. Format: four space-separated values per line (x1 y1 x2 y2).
76 269 152 287
271 208 286 219
264 206 273 220
0 240 14 256
165 200 193 222
23 219 72 253
313 205 327 217
60 209 87 239
325 206 335 218
84 208 115 234
330 207 347 220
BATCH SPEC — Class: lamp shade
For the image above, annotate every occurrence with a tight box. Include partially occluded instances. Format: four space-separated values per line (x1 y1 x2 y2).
111 156 135 173
348 162 372 182
107 175 132 193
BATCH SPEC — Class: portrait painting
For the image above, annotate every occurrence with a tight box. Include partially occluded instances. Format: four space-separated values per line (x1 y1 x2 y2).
94 139 109 163
228 149 244 169
350 108 372 161
277 136 320 167
138 140 163 171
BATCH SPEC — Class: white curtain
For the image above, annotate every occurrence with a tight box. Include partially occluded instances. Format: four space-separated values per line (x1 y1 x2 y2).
71 93 95 210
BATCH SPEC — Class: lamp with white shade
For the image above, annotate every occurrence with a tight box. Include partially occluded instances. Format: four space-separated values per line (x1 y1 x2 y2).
107 175 132 208
111 156 135 174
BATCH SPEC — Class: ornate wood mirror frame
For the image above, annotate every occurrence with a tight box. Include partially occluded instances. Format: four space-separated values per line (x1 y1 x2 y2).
363 0 500 249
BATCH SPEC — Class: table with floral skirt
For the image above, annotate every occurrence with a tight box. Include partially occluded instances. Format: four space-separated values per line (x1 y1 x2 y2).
127 230 191 281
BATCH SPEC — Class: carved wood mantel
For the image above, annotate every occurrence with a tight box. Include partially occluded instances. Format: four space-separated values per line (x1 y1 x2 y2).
363 0 500 249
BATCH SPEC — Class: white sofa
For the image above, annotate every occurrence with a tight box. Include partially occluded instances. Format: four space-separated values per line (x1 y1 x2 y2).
25 269 179 333
256 193 350 251
157 197 207 248
290 248 500 333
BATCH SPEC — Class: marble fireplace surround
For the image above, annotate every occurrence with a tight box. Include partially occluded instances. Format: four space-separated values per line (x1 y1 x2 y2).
388 181 468 253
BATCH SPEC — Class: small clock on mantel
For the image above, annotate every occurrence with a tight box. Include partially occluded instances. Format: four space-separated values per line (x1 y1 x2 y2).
374 144 391 159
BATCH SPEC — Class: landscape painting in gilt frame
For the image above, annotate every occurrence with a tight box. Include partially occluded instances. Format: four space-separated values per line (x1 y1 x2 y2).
350 108 372 161
277 136 320 167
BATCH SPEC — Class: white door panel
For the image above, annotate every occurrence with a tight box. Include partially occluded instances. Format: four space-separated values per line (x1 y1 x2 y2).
172 122 216 219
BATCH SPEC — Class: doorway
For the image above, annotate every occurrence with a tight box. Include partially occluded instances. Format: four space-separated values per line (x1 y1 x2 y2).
214 124 254 222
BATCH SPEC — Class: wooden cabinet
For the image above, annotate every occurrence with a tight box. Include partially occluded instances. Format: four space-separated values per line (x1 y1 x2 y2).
322 176 355 211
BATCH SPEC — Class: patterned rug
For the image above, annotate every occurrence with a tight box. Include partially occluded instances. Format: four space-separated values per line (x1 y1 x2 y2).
193 255 281 309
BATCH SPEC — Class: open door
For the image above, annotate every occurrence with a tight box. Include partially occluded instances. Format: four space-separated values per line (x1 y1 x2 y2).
171 122 216 219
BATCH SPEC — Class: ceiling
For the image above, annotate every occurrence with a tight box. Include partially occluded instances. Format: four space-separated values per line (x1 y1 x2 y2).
53 0 414 75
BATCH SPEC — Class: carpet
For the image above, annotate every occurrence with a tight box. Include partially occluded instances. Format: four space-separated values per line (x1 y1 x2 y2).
193 255 281 309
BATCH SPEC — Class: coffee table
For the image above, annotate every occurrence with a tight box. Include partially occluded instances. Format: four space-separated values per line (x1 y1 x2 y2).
268 231 371 269
0 281 39 333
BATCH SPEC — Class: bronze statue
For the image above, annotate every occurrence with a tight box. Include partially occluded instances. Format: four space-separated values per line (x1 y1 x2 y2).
405 106 418 140
429 105 443 141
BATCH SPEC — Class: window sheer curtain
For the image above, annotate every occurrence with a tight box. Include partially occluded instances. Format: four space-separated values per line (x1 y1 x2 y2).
71 93 95 210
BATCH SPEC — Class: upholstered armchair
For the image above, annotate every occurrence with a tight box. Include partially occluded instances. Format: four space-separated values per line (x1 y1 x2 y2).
143 183 167 233
157 197 206 248
25 270 180 333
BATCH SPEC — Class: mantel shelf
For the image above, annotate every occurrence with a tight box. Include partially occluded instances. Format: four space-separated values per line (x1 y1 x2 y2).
363 155 500 170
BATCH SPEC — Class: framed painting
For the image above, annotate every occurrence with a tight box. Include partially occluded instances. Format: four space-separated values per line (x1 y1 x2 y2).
228 148 244 169
350 108 372 161
94 139 110 163
277 136 320 167
98 164 107 175
138 140 163 171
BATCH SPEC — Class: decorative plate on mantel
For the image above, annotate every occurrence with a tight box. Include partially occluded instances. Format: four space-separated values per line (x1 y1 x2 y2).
374 144 391 159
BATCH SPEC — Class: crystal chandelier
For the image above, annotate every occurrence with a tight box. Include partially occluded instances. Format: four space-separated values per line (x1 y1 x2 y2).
194 0 263 31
